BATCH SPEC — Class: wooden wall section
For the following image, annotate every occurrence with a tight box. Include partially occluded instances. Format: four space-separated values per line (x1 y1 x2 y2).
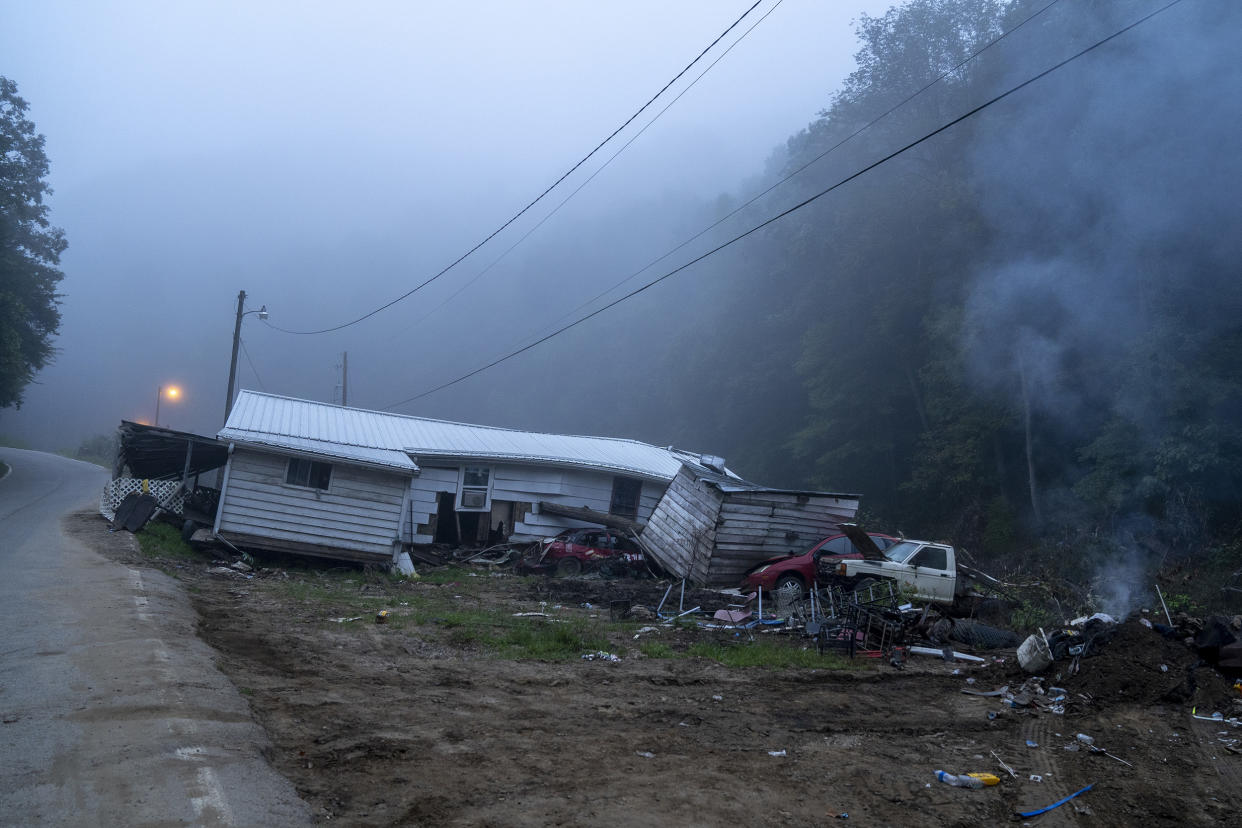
640 466 724 585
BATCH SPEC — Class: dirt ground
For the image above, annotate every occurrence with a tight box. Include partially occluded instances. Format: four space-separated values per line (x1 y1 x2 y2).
68 510 1242 827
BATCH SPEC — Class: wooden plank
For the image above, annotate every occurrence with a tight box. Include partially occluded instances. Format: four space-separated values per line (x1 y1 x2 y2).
221 504 398 541
216 518 392 554
223 486 402 520
492 465 567 485
416 466 460 481
231 451 408 491
407 488 438 503
716 502 776 517
219 530 390 562
227 468 406 506
536 502 640 532
221 499 399 538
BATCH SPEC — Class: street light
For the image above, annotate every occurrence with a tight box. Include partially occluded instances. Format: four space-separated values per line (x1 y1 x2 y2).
224 290 268 424
155 384 181 427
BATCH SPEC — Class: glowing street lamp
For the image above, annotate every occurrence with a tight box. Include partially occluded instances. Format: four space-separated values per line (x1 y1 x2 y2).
156 384 181 427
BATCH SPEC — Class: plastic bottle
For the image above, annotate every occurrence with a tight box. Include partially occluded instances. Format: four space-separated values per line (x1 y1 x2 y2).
1076 733 1095 746
935 770 985 789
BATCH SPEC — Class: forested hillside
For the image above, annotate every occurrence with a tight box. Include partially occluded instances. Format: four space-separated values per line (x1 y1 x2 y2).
428 0 1238 599
687 0 1242 570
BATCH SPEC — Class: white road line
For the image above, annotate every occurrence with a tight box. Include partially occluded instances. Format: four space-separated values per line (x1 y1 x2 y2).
131 571 237 826
192 765 236 824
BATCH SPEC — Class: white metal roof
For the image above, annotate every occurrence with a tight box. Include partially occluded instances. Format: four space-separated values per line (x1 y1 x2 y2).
219 390 693 480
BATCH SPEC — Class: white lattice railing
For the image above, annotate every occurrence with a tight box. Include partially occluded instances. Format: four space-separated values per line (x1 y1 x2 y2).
100 478 186 521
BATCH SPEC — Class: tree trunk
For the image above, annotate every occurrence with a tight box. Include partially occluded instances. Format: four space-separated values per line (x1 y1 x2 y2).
1016 354 1042 526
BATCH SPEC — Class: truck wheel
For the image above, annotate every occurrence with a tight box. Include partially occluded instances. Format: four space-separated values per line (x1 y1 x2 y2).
556 557 582 577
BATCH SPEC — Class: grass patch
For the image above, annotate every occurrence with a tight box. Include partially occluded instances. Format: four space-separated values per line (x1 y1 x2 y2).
640 641 676 659
495 618 611 660
410 602 613 660
135 521 201 561
686 639 852 670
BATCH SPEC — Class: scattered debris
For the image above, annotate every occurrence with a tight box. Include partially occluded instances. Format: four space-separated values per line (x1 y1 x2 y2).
375 610 389 624
581 651 621 662
909 646 984 663
1016 784 1093 818
768 750 787 757
934 770 995 789
991 751 1017 778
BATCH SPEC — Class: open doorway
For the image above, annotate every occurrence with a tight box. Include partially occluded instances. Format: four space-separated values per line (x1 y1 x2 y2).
434 492 458 545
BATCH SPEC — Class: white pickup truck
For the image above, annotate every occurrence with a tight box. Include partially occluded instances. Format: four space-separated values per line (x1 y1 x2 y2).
831 538 960 604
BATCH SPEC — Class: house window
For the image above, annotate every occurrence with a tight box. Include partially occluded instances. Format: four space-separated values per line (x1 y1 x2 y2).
286 458 332 490
457 466 492 512
610 476 642 520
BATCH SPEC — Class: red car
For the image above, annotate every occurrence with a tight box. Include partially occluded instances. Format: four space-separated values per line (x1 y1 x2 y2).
739 532 900 594
526 529 645 576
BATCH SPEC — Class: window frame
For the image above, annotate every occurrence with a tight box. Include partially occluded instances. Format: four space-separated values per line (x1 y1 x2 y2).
456 465 493 512
609 476 642 520
285 457 333 491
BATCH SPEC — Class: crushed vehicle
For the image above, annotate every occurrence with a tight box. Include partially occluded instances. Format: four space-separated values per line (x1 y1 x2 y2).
739 531 899 595
519 529 647 577
823 525 1005 612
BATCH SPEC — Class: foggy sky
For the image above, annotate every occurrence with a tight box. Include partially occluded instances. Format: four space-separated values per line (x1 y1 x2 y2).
0 0 888 450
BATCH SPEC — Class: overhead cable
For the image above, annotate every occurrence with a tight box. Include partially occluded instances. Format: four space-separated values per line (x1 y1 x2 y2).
391 0 787 334
382 0 1185 410
266 0 768 336
239 338 267 392
503 0 1065 354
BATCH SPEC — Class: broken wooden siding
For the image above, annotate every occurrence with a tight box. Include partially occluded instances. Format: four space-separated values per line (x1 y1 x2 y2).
507 466 662 541
404 466 458 543
640 466 724 585
404 463 665 543
706 491 860 585
216 448 407 560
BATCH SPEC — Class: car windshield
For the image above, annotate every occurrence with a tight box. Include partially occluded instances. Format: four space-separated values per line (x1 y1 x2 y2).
883 541 922 563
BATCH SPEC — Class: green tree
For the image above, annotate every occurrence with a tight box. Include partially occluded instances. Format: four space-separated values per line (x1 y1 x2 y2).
0 76 65 408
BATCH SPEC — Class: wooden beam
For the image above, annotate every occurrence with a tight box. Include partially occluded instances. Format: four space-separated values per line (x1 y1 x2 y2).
536 501 641 533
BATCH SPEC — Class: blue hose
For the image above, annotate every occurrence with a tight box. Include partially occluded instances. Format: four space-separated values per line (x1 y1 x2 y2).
1016 784 1093 818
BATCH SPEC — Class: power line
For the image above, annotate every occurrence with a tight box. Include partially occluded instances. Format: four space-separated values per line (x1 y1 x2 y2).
239 338 266 392
383 0 1185 410
387 0 788 336
266 0 768 336
502 0 1065 355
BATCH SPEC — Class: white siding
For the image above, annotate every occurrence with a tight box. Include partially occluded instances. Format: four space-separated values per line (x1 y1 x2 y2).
218 449 408 558
403 462 667 543
403 466 458 543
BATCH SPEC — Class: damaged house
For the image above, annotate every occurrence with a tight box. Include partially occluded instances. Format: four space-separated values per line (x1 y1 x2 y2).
209 390 859 584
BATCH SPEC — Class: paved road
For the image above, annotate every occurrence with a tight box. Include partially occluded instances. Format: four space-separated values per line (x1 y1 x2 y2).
0 449 309 826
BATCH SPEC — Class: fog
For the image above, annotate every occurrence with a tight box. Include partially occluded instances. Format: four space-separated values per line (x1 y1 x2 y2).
0 0 890 450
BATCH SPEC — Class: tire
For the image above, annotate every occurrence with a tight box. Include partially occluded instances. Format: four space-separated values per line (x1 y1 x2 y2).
948 619 1021 650
555 557 582 577
181 519 200 543
774 574 805 596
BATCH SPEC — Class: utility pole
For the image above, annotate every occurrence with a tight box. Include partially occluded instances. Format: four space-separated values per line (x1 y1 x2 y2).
225 290 246 424
341 351 348 407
